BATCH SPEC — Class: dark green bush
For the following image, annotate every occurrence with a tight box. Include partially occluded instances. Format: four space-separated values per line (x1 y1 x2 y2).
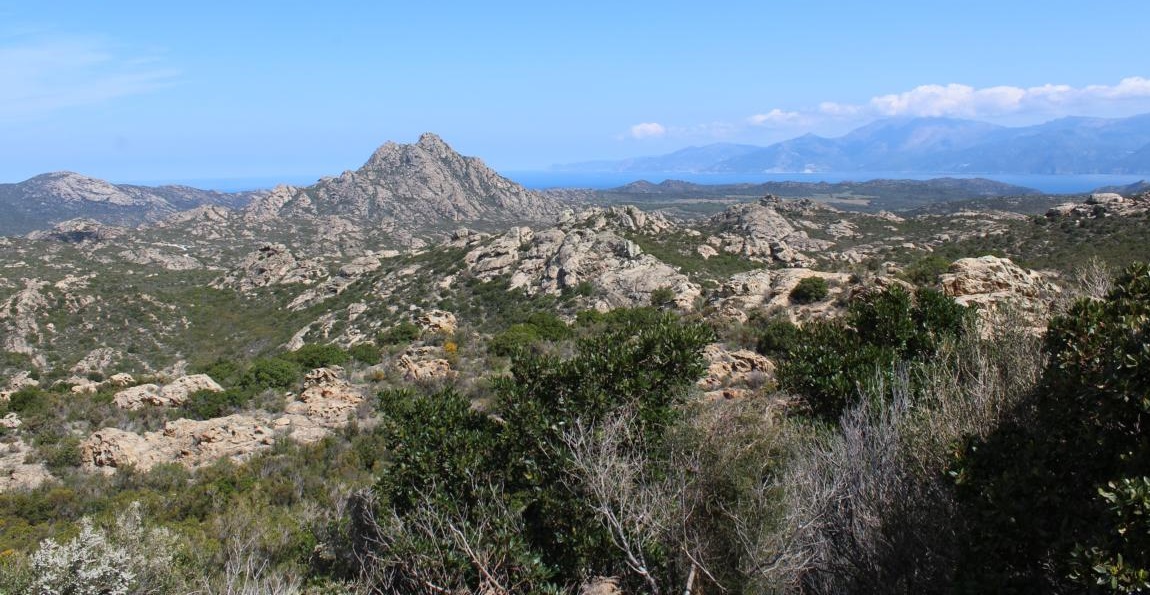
487 323 540 356
754 317 803 358
194 358 244 388
184 388 252 420
901 255 952 286
6 387 48 415
364 309 714 590
240 358 301 391
379 321 421 345
955 262 1150 592
347 343 381 365
284 344 349 369
779 286 971 420
790 276 829 304
649 286 676 307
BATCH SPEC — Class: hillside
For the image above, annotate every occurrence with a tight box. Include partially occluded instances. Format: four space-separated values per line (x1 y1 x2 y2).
1 138 1149 593
0 172 253 236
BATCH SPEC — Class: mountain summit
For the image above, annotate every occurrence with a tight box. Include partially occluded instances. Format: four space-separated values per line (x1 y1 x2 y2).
246 133 562 228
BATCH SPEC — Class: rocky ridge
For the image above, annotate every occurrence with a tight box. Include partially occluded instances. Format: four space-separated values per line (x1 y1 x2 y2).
242 133 565 237
81 367 367 473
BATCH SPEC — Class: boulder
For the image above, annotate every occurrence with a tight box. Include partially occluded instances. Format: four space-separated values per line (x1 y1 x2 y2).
698 344 775 391
941 256 1061 330
418 309 458 335
113 374 223 410
112 384 164 410
0 439 52 491
81 414 277 473
160 374 224 404
397 347 456 381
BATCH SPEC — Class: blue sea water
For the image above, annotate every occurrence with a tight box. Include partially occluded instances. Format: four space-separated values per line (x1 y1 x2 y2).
162 171 1147 195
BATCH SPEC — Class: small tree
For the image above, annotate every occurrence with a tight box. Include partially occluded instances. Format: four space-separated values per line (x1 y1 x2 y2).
790 277 829 304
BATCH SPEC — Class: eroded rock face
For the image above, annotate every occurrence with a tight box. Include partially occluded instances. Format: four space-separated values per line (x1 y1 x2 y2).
418 310 458 335
698 344 775 392
1046 191 1150 219
211 243 326 291
397 347 455 381
26 218 127 243
464 209 702 310
941 255 1061 329
118 247 204 271
284 368 365 428
84 367 370 472
82 415 277 473
706 197 830 266
0 279 50 361
0 438 53 491
112 374 223 410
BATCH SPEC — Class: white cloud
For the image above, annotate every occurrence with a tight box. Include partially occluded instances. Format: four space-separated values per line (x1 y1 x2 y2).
864 78 1150 119
737 77 1150 142
629 122 666 139
748 108 803 126
0 34 177 121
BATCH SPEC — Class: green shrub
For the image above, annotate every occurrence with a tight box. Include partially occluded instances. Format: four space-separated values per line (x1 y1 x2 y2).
790 276 829 304
193 358 244 388
524 312 572 341
240 358 301 391
41 437 83 473
379 322 421 345
901 255 952 286
6 387 48 415
347 343 382 365
487 323 540 356
649 286 676 307
284 344 349 369
779 286 971 420
955 262 1150 592
363 309 714 590
754 317 802 358
184 388 252 420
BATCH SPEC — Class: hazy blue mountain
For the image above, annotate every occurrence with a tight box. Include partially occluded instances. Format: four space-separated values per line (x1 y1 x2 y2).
558 114 1150 175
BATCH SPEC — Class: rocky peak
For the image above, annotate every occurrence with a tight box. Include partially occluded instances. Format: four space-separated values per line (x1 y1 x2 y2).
245 133 564 236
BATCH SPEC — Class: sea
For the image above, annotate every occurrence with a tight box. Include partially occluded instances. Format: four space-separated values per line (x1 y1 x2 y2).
157 171 1147 195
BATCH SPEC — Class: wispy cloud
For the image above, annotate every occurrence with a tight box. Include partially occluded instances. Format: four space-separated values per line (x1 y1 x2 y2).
747 108 804 126
0 34 177 121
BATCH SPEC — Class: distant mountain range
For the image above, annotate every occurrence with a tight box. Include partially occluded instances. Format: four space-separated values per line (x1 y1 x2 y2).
0 134 563 238
556 114 1150 175
0 173 253 236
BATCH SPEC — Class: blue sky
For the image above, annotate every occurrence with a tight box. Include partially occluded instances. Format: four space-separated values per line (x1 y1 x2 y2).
2 0 1150 183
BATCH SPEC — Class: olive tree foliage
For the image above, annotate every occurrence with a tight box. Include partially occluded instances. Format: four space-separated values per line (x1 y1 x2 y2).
26 502 181 595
